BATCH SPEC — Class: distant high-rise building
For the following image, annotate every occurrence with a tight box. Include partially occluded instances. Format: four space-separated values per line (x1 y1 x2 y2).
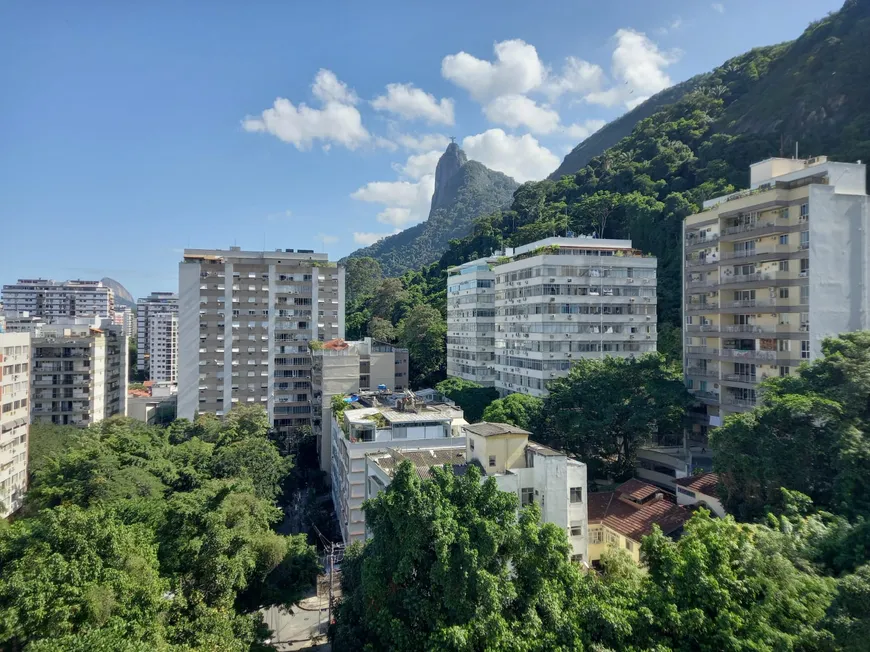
0 332 31 518
136 292 178 375
177 247 345 435
1 279 114 322
148 312 178 383
447 237 658 398
30 319 128 427
112 305 134 337
683 156 870 434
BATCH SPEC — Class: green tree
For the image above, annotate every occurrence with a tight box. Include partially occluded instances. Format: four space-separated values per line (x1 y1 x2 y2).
210 437 291 501
0 506 167 647
368 316 397 343
222 404 271 443
434 377 498 423
540 353 692 478
332 461 585 651
481 393 543 431
398 304 446 387
369 278 407 322
345 257 383 305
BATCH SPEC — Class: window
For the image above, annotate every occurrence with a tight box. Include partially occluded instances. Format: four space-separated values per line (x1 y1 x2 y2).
488 455 496 468
779 340 791 352
800 285 809 304
801 340 810 360
800 231 809 249
779 260 789 272
800 203 809 221
779 234 788 245
779 366 790 377
570 523 583 537
625 540 634 552
470 439 475 451
606 531 619 545
779 287 789 299
521 487 534 507
570 487 583 503
590 528 603 544
800 259 809 277
571 554 584 563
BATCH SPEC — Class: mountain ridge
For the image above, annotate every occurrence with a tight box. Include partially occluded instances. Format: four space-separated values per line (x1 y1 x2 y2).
345 144 518 276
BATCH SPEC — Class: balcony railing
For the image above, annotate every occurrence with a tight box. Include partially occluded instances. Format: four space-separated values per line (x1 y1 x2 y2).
686 346 719 356
723 373 758 383
722 219 788 236
719 349 777 361
724 397 758 409
687 278 718 289
686 233 720 247
686 303 718 312
686 367 720 378
692 390 720 401
721 245 791 260
686 256 719 268
685 324 719 333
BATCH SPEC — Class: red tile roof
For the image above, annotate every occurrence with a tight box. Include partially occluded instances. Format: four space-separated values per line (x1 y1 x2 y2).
323 338 349 350
674 472 720 496
615 478 660 502
589 479 691 542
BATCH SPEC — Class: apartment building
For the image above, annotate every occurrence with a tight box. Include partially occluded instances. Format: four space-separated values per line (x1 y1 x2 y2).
136 292 178 375
450 236 657 398
310 337 409 474
112 306 134 337
148 312 178 383
177 247 345 435
331 392 465 543
30 319 128 427
683 157 870 431
1 333 31 518
1 279 114 321
447 258 496 386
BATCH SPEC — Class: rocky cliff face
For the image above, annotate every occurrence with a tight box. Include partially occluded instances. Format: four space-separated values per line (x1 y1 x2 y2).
101 277 135 309
345 143 517 276
431 142 468 210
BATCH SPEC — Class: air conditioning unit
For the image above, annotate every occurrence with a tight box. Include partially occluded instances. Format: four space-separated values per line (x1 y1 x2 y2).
626 278 634 283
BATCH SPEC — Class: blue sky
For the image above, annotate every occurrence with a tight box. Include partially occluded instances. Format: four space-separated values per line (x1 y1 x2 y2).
0 0 843 300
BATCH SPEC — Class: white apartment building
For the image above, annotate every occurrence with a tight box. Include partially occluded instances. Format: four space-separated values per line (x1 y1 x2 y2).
447 258 496 386
30 320 128 427
112 306 134 337
148 312 178 383
177 247 345 435
365 422 589 563
136 292 178 375
683 157 870 432
1 333 31 518
331 392 466 544
448 237 658 398
310 338 409 474
1 279 114 322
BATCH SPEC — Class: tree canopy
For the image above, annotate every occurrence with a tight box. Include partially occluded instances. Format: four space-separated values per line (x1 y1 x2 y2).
434 378 499 423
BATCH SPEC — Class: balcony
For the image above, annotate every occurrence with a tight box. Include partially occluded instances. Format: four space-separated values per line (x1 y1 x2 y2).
720 245 792 261
720 218 790 240
686 302 718 313
692 390 720 403
686 255 719 270
722 373 757 384
685 233 719 250
687 278 718 289
719 349 777 362
686 366 719 379
724 397 757 409
686 346 718 357
685 324 719 334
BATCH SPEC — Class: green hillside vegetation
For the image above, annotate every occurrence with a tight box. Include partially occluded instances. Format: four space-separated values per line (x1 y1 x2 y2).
346 155 518 277
345 0 870 371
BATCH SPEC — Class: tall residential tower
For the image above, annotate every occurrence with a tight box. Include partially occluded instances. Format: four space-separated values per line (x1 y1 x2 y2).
136 292 178 376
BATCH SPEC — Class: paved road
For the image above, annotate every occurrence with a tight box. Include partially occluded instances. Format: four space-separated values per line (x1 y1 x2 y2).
262 590 330 651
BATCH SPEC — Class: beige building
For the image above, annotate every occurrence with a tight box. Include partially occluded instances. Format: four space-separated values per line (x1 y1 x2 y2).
310 337 409 474
683 157 870 432
1 333 31 518
177 247 345 435
449 236 658 398
30 320 128 427
1 279 114 321
136 292 178 375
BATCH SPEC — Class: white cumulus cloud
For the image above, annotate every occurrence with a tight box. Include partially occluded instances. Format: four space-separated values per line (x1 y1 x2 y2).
462 129 559 182
544 57 605 100
393 150 442 180
351 174 435 228
353 231 400 246
564 119 607 140
242 69 370 150
372 83 455 125
311 69 358 105
586 28 679 109
393 132 450 152
483 94 561 134
442 39 546 102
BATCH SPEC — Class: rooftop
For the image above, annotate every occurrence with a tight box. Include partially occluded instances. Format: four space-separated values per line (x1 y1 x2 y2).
463 422 531 438
673 472 720 496
369 447 480 480
588 479 690 541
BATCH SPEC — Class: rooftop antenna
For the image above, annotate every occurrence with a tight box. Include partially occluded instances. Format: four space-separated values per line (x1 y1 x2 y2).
795 141 799 160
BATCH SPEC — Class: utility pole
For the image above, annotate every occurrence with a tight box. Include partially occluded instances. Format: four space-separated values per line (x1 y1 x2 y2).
327 541 335 628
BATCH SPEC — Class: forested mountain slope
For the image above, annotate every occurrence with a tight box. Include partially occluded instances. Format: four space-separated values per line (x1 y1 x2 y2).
345 143 518 276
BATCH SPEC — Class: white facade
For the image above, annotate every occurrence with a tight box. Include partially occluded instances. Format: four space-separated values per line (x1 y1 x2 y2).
112 306 134 337
447 258 496 386
148 312 178 383
177 247 345 435
30 320 128 427
684 157 870 429
136 292 178 374
492 237 658 397
331 396 465 544
1 279 114 322
1 333 31 518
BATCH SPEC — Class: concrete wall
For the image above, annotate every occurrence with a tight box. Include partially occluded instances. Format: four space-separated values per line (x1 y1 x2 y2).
177 261 202 420
809 185 870 358
470 433 527 474
369 351 394 390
